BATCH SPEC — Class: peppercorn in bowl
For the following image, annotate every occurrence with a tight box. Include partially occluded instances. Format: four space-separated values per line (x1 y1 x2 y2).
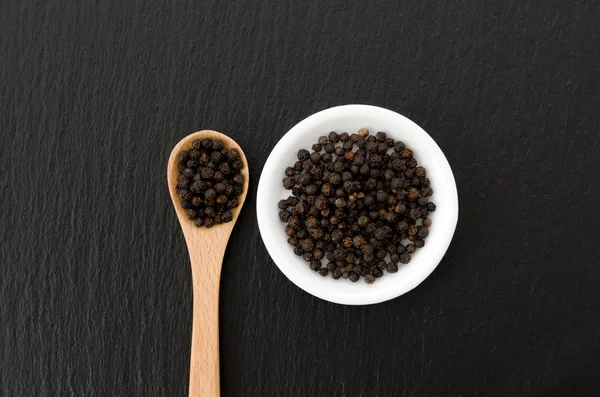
257 105 458 305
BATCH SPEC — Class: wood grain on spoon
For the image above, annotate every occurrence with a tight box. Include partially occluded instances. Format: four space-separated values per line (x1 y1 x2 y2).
167 130 249 397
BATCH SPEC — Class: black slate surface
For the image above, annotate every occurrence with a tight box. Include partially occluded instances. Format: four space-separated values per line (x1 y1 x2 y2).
2 1 600 396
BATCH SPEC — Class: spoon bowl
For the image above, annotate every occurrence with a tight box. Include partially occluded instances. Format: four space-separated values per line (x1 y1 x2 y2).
167 130 249 397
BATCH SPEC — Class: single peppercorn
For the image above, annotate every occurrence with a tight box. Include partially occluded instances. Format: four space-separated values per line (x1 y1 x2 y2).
302 252 314 262
298 149 310 161
305 185 318 195
422 186 433 197
407 187 420 201
386 262 398 273
279 210 290 222
328 131 340 143
232 174 244 185
417 226 429 239
282 177 295 189
313 248 324 260
364 274 376 284
221 211 233 223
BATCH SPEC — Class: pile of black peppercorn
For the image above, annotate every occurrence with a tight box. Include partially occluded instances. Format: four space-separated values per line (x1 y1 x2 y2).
278 129 435 283
175 138 244 228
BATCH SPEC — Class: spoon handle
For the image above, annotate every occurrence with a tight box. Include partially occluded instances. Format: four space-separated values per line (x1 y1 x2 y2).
186 244 224 397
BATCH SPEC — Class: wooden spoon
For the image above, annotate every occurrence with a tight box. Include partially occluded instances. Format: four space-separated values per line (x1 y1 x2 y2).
167 130 249 397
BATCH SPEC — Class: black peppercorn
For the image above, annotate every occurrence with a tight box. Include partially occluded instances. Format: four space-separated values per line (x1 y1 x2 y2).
309 260 321 271
305 216 319 229
304 185 317 195
401 148 413 159
200 167 215 180
313 136 326 146
186 209 197 219
215 183 227 194
298 149 310 161
386 262 398 273
191 196 202 207
210 151 223 163
422 186 433 197
363 274 375 284
302 252 314 262
182 167 195 178
279 210 290 222
204 188 216 201
285 167 296 177
199 138 211 149
341 140 352 152
223 184 234 196
313 249 324 259
215 195 227 205
205 207 216 217
417 226 429 239
282 177 295 189
407 187 420 201
296 229 308 240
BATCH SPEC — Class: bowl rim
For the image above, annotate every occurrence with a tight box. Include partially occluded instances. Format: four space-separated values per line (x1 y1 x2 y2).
257 104 458 305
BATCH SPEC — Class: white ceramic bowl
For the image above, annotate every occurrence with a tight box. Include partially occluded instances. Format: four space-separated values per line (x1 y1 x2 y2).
257 105 458 305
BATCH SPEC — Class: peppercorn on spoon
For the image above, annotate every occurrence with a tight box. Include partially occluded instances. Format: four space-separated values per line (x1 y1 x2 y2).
167 130 249 397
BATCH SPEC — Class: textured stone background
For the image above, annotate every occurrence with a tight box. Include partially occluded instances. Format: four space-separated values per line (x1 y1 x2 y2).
2 0 600 396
